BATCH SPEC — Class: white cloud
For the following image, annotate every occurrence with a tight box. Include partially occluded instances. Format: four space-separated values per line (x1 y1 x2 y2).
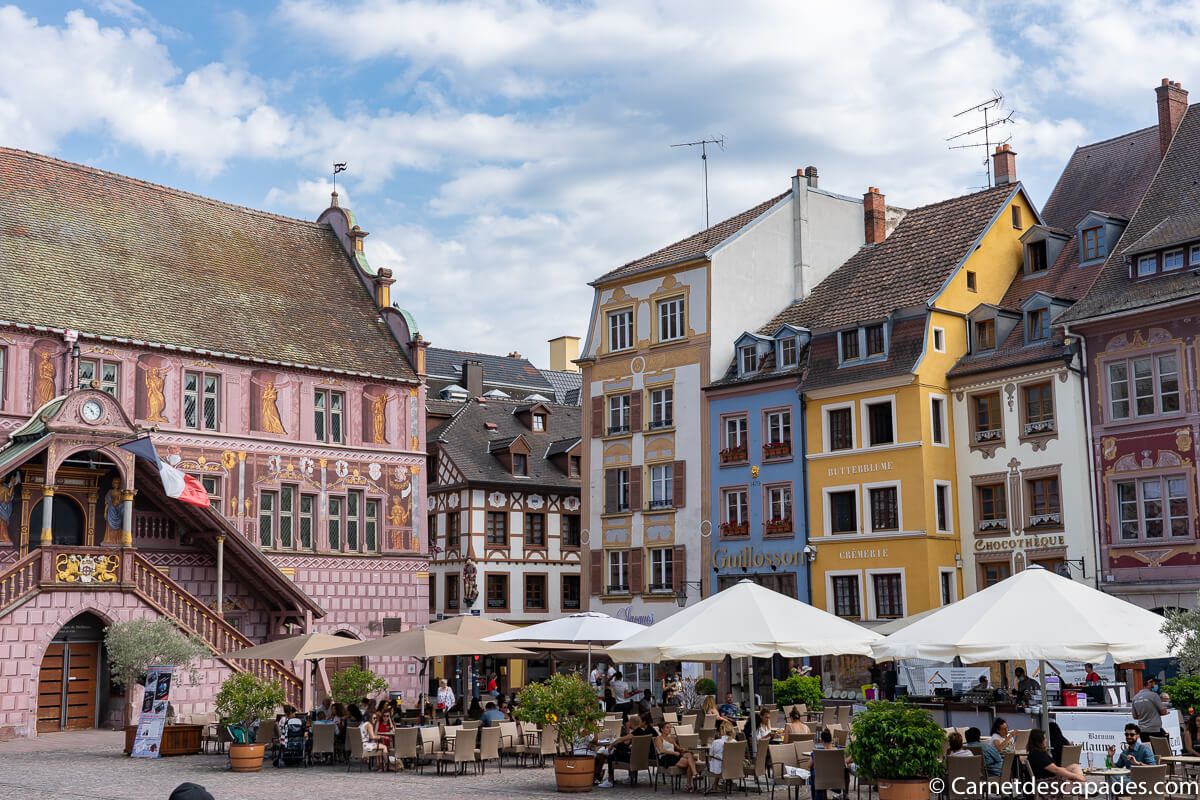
264 179 350 217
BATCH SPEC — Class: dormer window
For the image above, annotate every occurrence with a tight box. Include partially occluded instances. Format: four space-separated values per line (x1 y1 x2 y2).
840 330 860 361
1082 227 1105 261
532 414 546 432
839 323 887 365
513 453 528 476
865 324 885 356
975 319 996 351
739 345 758 374
779 337 798 369
1191 245 1200 266
1163 248 1185 271
1027 308 1050 342
1137 255 1157 277
1027 240 1048 273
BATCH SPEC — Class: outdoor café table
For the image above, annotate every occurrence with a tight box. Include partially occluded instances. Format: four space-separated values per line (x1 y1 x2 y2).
1084 768 1131 777
1159 755 1200 776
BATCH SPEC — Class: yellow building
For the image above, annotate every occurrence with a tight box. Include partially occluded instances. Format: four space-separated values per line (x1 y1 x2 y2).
763 159 1040 637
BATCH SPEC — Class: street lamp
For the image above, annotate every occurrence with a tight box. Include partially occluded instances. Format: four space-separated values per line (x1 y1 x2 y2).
675 580 703 608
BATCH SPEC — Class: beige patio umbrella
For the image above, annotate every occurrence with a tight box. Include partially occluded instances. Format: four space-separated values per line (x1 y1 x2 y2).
222 632 359 711
310 628 533 659
428 615 518 639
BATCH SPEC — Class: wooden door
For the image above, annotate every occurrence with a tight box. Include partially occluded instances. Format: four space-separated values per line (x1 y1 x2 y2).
37 642 99 732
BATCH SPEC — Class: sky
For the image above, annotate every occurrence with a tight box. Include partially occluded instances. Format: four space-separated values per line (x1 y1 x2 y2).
4 1 1200 368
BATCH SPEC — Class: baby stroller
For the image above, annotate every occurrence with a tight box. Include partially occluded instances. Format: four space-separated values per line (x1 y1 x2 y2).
273 717 308 768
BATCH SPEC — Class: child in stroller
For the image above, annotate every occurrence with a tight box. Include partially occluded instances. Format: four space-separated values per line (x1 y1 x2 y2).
273 714 308 768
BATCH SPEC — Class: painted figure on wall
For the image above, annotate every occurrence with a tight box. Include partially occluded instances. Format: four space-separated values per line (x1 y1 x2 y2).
388 468 415 550
144 366 167 422
104 478 124 544
0 476 15 545
389 494 409 528
34 350 56 408
372 394 389 444
260 380 287 435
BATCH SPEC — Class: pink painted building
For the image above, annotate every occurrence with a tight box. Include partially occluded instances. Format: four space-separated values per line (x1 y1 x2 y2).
0 148 429 739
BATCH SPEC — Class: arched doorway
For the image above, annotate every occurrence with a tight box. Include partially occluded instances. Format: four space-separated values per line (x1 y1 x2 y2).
38 612 106 732
325 631 366 681
29 495 86 546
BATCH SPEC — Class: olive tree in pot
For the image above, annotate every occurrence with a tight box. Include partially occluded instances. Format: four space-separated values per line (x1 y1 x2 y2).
846 701 945 800
215 672 286 772
514 673 605 793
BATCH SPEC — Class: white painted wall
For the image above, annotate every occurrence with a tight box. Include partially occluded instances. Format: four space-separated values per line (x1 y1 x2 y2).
582 268 710 359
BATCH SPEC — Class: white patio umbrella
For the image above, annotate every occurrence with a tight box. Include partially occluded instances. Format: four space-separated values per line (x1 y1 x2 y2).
485 612 646 676
606 579 883 754
872 565 1175 734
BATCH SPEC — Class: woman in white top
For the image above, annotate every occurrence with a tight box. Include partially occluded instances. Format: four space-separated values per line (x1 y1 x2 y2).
437 679 456 721
359 717 393 772
707 720 737 779
655 721 700 790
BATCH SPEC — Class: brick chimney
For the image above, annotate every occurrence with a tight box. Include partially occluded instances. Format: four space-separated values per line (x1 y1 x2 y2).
1156 78 1188 157
804 165 819 188
992 144 1017 186
463 360 484 398
863 187 886 245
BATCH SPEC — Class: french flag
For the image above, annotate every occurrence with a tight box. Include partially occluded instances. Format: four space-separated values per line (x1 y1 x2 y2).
119 437 211 508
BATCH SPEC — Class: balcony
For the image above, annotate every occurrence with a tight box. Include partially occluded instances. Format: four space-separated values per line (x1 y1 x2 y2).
720 520 749 536
1024 419 1056 436
649 418 674 430
765 517 793 535
978 518 1009 532
1029 512 1062 528
720 445 748 464
607 424 630 436
648 498 675 510
648 583 674 594
607 584 629 594
974 428 1003 444
763 441 792 459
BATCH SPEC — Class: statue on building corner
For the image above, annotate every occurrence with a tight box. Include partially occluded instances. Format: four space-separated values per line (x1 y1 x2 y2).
103 478 124 545
144 365 168 422
0 475 16 545
372 394 389 444
34 350 56 408
261 380 287 434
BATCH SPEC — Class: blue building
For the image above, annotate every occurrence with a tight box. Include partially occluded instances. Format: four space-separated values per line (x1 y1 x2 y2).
705 322 811 604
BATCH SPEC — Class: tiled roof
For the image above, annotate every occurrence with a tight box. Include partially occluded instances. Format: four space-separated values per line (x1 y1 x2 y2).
426 398 467 418
432 398 582 490
798 316 926 393
540 368 583 405
1062 103 1200 323
546 437 581 457
425 347 554 394
0 148 414 380
1122 209 1200 255
947 330 1066 380
591 191 790 285
763 185 1017 331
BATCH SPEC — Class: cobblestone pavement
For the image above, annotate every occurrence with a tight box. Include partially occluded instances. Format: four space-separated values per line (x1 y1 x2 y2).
0 731 675 800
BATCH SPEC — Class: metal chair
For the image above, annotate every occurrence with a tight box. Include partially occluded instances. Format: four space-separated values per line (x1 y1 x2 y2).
714 739 749 796
746 737 770 792
498 721 521 765
664 711 679 724
437 726 479 775
769 742 802 800
462 719 482 729
1150 737 1173 759
837 706 851 729
1128 764 1169 800
822 707 836 729
1060 743 1082 768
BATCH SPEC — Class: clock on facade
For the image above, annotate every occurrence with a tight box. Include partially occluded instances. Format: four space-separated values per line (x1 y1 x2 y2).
81 399 103 423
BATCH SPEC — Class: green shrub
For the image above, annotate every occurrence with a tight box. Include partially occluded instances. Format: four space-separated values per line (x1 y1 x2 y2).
772 674 823 710
846 700 945 781
215 673 286 741
329 665 388 706
695 677 717 697
514 673 605 752
1164 674 1200 713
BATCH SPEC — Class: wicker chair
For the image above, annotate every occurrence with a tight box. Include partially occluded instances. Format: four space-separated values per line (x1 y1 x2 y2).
392 726 422 772
476 725 502 774
346 729 383 772
611 734 654 786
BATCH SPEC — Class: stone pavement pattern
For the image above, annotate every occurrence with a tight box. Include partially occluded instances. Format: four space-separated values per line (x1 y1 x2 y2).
0 731 671 800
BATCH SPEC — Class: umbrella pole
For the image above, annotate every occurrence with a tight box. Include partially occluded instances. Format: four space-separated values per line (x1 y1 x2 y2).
747 657 757 758
587 642 592 678
1040 659 1050 738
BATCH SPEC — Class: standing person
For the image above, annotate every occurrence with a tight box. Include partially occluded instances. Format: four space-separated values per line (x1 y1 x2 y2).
1083 664 1102 683
1133 677 1170 743
1014 667 1040 703
486 673 499 697
437 679 456 722
611 671 634 714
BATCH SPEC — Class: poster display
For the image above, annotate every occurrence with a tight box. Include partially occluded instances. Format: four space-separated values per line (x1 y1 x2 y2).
1056 709 1181 765
130 665 175 758
1026 657 1117 684
922 666 991 692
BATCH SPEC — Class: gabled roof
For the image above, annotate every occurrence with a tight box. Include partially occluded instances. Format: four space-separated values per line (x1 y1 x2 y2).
799 316 926 393
1062 103 1200 323
425 347 554 394
591 190 790 285
0 148 414 381
538 368 583 406
764 184 1017 331
546 437 582 457
1121 210 1200 256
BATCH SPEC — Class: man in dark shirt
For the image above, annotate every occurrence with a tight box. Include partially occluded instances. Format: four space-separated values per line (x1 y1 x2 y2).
1014 667 1040 703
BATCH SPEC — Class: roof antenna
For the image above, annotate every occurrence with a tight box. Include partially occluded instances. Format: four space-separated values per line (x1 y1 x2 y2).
331 162 347 206
947 91 1014 188
671 136 726 233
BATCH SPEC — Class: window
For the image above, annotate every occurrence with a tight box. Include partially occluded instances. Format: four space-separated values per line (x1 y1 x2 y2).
1137 255 1156 276
649 547 674 591
868 486 899 532
428 514 437 548
608 309 634 351
940 571 955 606
1107 354 1180 419
607 394 630 434
1117 475 1190 541
1023 382 1055 436
840 330 860 361
447 511 461 549
767 485 792 532
446 575 460 610
512 453 528 477
429 575 437 613
524 512 546 546
873 573 904 619
486 574 509 610
183 370 220 430
299 494 315 549
562 575 581 610
1192 244 1200 265
966 271 977 291
1011 205 1023 229
569 455 581 477
606 468 630 513
658 297 685 341
975 319 995 350
1027 308 1050 341
327 497 342 550
0 348 5 410
827 407 854 451
258 490 275 547
607 550 629 593
932 327 945 353
739 345 758 374
524 575 547 610
765 410 792 455
532 414 546 432
77 359 119 398
346 491 361 550
486 511 508 546
1028 239 1049 272
973 392 1003 443
1164 249 1185 271
779 337 798 368
866 401 894 447
314 389 345 444
977 484 1007 531
649 464 674 509
832 575 860 618
865 324 886 357
1027 476 1061 527
829 490 858 534
934 483 951 533
980 561 1011 588
649 387 673 429
723 489 748 532
1082 227 1104 261
201 475 221 507
724 416 748 453
931 396 946 445
562 514 581 548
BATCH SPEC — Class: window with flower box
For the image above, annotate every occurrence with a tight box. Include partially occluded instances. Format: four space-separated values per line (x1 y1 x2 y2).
721 489 749 536
765 484 793 535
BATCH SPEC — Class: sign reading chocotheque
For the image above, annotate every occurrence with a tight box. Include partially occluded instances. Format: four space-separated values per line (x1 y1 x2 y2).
974 533 1066 552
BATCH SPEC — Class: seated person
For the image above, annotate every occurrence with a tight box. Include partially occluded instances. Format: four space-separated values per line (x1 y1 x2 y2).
607 712 658 785
808 728 850 800
743 709 774 744
947 731 973 757
1109 724 1156 767
989 718 1015 753
1185 714 1200 757
1027 728 1084 786
655 722 701 790
971 729 1003 777
785 707 811 736
717 692 740 720
963 727 984 752
707 721 738 782
358 712 395 773
480 701 507 726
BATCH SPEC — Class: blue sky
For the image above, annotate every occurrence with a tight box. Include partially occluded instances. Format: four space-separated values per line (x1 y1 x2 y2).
6 1 1200 366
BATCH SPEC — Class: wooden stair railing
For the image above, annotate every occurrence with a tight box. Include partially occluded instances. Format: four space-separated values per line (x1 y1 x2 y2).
0 549 42 617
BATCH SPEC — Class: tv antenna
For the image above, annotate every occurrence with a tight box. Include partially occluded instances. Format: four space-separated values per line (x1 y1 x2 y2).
947 92 1014 187
671 136 726 231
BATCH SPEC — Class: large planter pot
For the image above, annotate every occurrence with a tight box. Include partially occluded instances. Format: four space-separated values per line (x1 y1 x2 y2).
877 778 932 800
553 754 596 793
229 743 266 773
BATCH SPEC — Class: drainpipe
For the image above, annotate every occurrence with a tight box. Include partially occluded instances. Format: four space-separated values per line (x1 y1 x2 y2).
1062 324 1103 589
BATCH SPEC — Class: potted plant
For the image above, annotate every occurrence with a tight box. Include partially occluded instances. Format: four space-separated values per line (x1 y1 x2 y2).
772 674 823 710
847 701 945 800
514 673 605 793
328 665 388 706
104 617 208 753
215 672 286 772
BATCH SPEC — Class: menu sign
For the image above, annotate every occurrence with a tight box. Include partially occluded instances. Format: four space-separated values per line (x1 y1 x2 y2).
130 665 175 758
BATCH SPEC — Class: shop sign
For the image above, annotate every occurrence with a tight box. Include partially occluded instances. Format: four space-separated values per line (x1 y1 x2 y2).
711 546 802 571
923 666 990 691
974 533 1066 552
1057 711 1181 764
615 606 655 626
838 548 890 560
826 461 893 478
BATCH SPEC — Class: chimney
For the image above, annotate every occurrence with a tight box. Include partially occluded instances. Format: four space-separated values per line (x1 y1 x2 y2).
1156 78 1188 157
992 144 1017 186
804 165 819 188
548 336 581 372
408 333 428 377
463 360 484 398
507 351 523 359
863 187 886 245
373 267 395 308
